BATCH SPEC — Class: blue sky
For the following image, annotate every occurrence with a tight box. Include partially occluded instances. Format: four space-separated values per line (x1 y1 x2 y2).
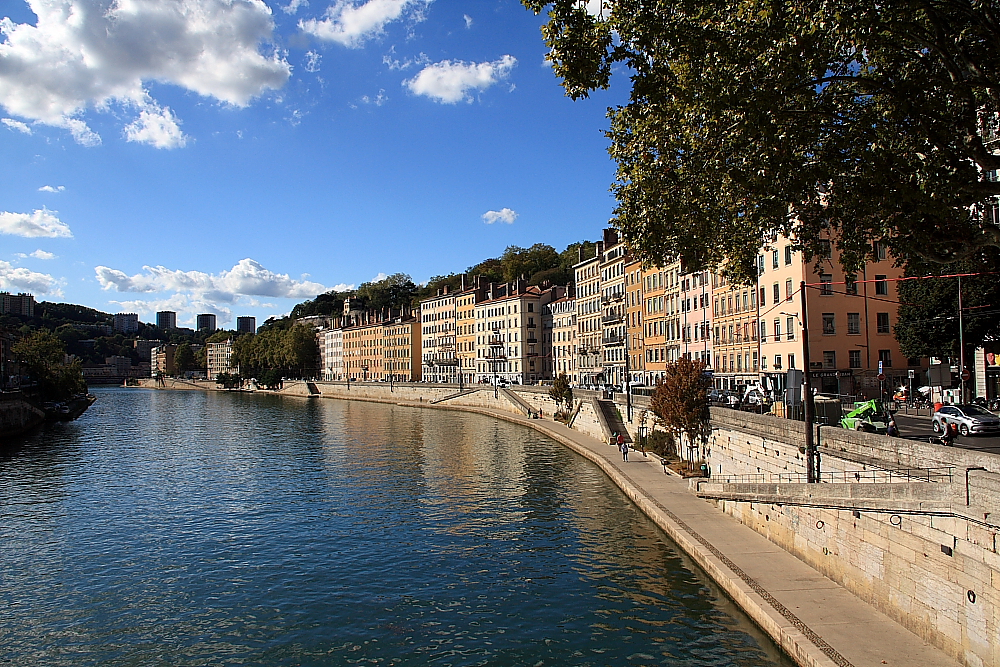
0 0 622 328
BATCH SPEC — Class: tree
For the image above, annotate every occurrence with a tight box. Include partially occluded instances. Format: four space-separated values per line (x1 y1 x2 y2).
523 0 1000 282
13 330 86 400
174 343 197 374
549 373 574 408
649 358 712 464
355 273 418 312
894 250 1000 359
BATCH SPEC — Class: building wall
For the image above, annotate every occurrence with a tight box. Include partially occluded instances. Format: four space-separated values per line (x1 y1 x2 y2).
549 297 577 383
599 233 628 387
679 269 713 368
382 319 419 382
456 285 486 387
420 292 457 383
0 292 36 317
625 258 644 387
113 313 139 334
236 316 256 334
712 272 761 391
156 311 177 330
574 246 603 386
206 340 237 379
343 323 383 381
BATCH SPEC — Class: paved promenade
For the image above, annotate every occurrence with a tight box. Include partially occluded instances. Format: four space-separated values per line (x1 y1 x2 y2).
396 399 961 667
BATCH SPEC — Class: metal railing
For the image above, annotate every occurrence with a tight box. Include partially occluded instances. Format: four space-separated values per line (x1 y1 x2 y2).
714 466 955 485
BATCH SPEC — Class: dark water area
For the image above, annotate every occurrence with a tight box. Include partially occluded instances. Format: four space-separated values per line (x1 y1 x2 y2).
0 387 790 666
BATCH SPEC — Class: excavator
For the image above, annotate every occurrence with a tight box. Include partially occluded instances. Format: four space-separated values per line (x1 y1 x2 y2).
839 399 891 434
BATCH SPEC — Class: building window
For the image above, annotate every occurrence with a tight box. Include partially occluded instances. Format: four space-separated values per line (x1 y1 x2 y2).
876 312 890 334
788 353 796 369
773 283 780 303
820 274 833 295
785 278 793 301
752 351 759 371
874 242 887 261
846 275 857 295
759 286 766 306
786 316 795 340
784 245 793 265
772 250 779 269
879 349 892 367
822 313 835 335
760 320 767 342
849 350 862 369
823 351 836 368
774 319 781 339
819 239 833 258
875 275 888 295
847 312 860 335
774 355 782 369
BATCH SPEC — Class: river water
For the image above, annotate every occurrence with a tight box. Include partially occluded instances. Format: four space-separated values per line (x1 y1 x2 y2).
0 387 789 666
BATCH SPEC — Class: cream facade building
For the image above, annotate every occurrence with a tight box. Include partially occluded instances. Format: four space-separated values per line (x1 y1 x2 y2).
474 282 561 384
206 339 237 380
546 296 577 383
420 290 458 384
574 243 603 386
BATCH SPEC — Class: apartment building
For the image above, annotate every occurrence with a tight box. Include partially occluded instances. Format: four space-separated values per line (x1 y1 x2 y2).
420 289 457 384
196 313 217 332
455 278 488 387
599 230 628 387
382 318 420 382
343 321 383 381
712 272 760 392
206 339 237 379
151 345 176 377
473 281 560 384
759 236 919 399
0 292 36 317
625 258 644 387
156 311 177 330
113 312 139 334
574 242 604 386
547 295 577 383
639 260 684 385
236 316 256 334
679 268 713 368
320 328 344 381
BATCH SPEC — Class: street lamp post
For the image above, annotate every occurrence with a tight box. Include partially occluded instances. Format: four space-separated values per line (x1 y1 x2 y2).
784 290 818 484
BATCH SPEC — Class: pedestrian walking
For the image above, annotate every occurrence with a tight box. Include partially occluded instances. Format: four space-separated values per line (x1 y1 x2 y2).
943 421 957 446
621 440 629 461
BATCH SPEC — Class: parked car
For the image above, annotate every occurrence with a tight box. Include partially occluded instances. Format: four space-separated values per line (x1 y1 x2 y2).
932 404 1000 437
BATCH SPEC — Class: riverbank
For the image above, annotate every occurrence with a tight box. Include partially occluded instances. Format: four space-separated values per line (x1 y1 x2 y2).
135 378 958 667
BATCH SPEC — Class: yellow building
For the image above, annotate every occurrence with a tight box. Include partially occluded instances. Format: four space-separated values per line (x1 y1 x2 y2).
456 278 487 386
712 272 760 392
343 321 383 381
625 257 645 387
382 318 420 382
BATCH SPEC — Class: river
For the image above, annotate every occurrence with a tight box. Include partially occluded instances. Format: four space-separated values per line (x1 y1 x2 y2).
0 387 790 666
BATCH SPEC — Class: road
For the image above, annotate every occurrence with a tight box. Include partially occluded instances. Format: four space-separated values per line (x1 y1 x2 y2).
891 410 1000 452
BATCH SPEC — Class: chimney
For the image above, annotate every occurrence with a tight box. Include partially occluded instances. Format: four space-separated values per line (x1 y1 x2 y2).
461 274 466 291
603 227 618 248
443 285 449 295
596 241 605 257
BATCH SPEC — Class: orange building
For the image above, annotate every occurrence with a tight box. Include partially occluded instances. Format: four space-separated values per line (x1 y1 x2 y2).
382 318 420 382
625 257 645 387
712 272 760 392
343 321 383 381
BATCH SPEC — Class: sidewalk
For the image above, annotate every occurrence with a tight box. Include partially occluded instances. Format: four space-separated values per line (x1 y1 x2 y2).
413 400 961 667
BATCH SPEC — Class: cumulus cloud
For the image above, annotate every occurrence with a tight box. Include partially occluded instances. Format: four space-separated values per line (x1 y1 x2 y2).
0 0 291 146
283 0 309 14
463 14 472 28
482 208 518 225
300 0 429 48
123 102 188 149
0 208 73 238
405 55 516 104
2 117 32 134
0 260 61 294
16 249 58 260
38 185 65 193
95 258 330 302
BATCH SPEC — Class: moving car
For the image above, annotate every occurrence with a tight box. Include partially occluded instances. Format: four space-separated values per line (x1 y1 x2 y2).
932 404 1000 437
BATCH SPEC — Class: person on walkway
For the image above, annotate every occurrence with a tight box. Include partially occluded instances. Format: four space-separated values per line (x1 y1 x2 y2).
943 421 957 446
621 440 629 461
886 420 898 437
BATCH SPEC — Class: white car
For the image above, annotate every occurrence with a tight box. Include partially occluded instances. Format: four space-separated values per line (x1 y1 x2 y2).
933 404 1000 437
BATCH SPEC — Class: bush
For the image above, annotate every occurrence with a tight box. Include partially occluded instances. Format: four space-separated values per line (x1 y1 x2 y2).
645 430 676 458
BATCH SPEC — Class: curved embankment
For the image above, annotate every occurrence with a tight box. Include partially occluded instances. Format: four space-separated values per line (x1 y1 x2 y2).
135 379 959 667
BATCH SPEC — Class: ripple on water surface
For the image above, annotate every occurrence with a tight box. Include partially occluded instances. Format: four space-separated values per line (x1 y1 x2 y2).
0 387 791 666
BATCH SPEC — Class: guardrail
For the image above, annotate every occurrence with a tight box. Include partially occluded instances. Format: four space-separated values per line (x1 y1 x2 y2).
714 466 955 484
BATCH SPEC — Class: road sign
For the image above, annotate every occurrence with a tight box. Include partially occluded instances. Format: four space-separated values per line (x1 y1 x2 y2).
877 373 886 381
878 360 883 375
962 369 971 381
908 369 915 379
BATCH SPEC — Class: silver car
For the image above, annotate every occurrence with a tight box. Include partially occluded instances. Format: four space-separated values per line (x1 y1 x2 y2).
932 404 1000 437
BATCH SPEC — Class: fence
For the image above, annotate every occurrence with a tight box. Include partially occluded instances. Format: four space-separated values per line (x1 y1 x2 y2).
714 466 955 485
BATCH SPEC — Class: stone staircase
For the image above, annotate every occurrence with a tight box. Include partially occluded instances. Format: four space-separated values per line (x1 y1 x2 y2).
430 388 481 404
593 398 631 443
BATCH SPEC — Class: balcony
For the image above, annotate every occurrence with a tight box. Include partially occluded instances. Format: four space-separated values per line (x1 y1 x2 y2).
602 334 624 347
601 314 623 325
526 337 538 344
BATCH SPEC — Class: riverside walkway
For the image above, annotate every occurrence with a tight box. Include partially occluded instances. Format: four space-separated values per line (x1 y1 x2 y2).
402 399 960 667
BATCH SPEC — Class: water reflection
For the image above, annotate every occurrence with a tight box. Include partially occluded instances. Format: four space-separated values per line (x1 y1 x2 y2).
0 388 790 666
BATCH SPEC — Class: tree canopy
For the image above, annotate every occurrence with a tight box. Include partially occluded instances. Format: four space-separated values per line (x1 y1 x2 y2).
13 330 87 400
894 250 1000 359
524 0 1000 282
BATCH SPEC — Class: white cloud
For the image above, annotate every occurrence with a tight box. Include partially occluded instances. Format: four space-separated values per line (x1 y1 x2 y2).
95 258 330 302
304 50 322 73
0 260 62 294
482 208 518 224
405 55 516 104
283 0 309 14
463 14 472 28
123 102 188 149
360 89 387 106
17 249 57 260
38 185 66 193
300 0 429 48
370 272 388 282
382 50 428 71
2 117 32 134
0 0 291 146
0 208 73 238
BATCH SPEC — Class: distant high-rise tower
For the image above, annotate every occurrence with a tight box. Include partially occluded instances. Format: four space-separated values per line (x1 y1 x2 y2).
113 313 139 334
156 311 177 330
197 313 217 332
236 316 256 334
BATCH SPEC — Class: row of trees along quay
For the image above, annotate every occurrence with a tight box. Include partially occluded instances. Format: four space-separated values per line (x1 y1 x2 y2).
517 0 1000 481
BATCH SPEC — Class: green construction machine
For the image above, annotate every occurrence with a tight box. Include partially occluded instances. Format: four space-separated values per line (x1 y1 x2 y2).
840 400 890 434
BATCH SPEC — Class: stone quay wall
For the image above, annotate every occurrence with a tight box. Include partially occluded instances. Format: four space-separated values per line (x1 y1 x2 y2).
702 407 1000 667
